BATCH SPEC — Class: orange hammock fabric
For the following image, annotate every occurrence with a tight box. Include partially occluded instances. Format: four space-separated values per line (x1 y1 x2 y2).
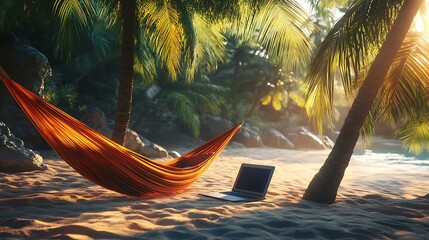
1 74 241 197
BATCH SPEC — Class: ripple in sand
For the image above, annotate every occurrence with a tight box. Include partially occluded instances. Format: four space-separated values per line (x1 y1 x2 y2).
156 215 188 226
30 225 121 239
127 221 157 231
0 218 34 228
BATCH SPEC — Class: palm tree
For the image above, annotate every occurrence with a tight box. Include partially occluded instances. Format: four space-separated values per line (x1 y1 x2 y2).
301 0 425 204
110 0 315 145
0 0 315 145
111 0 136 144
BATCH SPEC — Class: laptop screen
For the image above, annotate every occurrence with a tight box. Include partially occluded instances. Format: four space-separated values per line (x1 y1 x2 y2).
232 164 275 196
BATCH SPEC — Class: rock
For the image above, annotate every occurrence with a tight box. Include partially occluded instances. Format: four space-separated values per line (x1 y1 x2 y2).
126 129 168 158
0 122 47 173
80 107 170 159
168 151 181 158
233 123 264 148
200 115 233 140
80 107 110 136
322 136 335 149
0 32 51 93
227 141 246 148
0 32 52 148
124 129 144 152
288 126 326 150
140 143 169 159
261 128 294 149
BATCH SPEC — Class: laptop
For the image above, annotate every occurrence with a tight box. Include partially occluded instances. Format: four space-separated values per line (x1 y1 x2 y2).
200 163 275 202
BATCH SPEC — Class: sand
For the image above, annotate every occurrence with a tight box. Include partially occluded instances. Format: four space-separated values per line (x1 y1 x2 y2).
1 147 428 239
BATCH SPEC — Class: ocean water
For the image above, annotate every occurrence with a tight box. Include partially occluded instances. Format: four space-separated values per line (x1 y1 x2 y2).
353 138 429 168
354 150 429 168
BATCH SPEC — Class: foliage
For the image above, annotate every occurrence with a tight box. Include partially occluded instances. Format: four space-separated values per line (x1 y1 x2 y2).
0 0 316 138
131 76 226 137
303 0 429 155
211 38 304 126
302 0 404 132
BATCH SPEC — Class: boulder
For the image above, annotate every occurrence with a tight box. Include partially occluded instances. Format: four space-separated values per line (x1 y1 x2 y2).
126 129 169 158
140 143 169 159
261 127 294 149
0 122 47 173
228 141 246 148
80 107 170 158
200 115 233 140
288 126 326 150
168 151 181 158
124 129 144 152
0 32 52 148
80 107 110 136
233 123 264 148
322 135 335 149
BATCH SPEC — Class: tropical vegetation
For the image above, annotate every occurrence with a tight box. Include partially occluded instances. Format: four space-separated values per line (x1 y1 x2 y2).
302 0 429 203
0 0 315 141
2 0 429 206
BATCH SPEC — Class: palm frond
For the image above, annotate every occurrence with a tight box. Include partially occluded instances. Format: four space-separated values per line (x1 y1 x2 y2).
396 120 429 155
361 32 429 153
135 24 156 86
141 1 183 80
192 15 226 76
164 91 200 136
303 0 404 132
52 0 94 59
372 33 429 121
0 0 28 31
176 0 197 81
228 0 314 72
70 3 121 76
253 0 315 71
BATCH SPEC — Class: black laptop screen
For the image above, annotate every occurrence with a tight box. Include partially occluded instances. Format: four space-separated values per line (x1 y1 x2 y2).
233 165 273 194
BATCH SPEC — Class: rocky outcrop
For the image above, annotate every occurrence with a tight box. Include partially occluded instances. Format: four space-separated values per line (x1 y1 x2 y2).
286 127 327 150
0 32 51 93
0 122 47 173
200 114 233 140
0 32 52 148
200 115 264 148
234 123 264 148
124 129 169 158
261 127 294 149
80 107 111 136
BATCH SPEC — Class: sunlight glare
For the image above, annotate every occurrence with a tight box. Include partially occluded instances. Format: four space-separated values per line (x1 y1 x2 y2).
414 2 429 32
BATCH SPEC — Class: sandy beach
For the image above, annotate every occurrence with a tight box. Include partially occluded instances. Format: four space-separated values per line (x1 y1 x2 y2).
1 147 428 239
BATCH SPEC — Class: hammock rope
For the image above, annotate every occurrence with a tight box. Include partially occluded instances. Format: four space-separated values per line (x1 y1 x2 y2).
0 73 241 197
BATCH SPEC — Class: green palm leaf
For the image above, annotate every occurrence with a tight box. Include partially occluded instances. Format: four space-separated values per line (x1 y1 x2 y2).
52 0 93 59
141 1 183 80
190 14 226 80
303 0 404 132
366 32 429 153
396 120 429 155
228 0 314 72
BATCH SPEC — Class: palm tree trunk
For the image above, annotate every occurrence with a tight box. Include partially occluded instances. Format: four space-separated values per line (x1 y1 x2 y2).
111 0 136 145
303 0 423 204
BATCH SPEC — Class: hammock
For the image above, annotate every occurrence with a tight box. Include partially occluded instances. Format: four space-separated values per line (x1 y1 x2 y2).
0 72 241 197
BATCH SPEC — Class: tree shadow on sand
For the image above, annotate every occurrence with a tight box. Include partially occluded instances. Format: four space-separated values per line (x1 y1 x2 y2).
1 190 427 239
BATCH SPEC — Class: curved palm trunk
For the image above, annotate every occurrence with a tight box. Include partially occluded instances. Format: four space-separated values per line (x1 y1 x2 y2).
303 0 423 204
112 0 136 145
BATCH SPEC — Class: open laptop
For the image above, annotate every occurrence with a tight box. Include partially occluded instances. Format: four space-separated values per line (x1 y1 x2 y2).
200 163 275 202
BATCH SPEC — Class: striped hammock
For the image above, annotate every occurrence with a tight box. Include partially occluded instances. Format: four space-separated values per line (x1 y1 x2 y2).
0 72 241 197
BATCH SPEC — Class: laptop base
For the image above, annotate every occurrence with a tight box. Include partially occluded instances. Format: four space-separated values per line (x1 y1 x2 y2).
200 191 264 202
